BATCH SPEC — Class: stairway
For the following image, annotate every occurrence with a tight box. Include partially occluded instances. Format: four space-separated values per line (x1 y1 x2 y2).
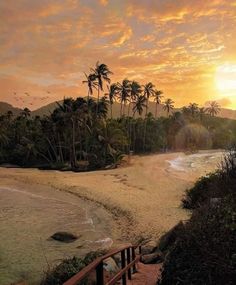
127 262 162 285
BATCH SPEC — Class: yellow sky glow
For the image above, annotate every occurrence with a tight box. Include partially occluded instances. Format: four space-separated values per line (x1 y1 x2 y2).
0 0 236 110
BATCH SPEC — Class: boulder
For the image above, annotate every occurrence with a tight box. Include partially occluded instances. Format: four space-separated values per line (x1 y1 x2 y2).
50 232 78 243
103 257 120 274
142 251 163 264
141 240 158 255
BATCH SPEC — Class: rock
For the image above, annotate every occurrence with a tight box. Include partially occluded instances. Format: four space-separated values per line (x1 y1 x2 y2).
142 251 163 264
158 221 184 252
50 232 78 243
103 257 120 274
141 240 158 255
104 164 117 170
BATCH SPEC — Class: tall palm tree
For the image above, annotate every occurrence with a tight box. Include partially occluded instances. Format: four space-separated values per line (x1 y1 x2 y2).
91 62 113 109
82 73 97 98
117 79 131 116
143 82 155 117
132 95 146 117
153 90 163 118
105 83 118 118
96 96 109 119
129 81 142 117
206 101 220 117
163 98 175 116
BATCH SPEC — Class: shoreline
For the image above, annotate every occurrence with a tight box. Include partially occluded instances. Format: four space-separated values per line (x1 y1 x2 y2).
0 150 223 284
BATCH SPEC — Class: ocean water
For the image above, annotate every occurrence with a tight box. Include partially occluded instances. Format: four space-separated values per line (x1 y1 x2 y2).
167 150 223 173
0 186 112 285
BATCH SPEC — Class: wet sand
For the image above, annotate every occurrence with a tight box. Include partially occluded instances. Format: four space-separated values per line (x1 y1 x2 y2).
0 150 223 284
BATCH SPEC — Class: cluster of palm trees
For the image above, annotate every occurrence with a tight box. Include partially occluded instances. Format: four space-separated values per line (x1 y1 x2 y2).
83 62 175 119
0 61 230 171
183 101 221 118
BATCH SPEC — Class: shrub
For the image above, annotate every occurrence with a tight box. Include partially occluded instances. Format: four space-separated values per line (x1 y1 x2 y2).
41 250 106 285
159 197 236 285
182 148 236 209
159 148 236 284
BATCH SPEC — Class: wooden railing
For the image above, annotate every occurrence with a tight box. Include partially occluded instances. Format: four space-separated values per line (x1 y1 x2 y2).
63 244 142 285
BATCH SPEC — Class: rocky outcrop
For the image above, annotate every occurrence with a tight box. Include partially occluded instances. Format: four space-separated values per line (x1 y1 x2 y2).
50 232 78 243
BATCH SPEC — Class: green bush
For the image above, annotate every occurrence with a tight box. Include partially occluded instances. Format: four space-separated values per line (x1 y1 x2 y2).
41 250 106 285
159 149 236 284
182 172 221 209
159 197 236 285
182 149 236 209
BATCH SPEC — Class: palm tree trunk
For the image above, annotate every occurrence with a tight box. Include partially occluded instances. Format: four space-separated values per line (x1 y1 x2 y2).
71 118 76 168
128 102 131 118
96 88 100 115
143 99 149 151
155 103 158 118
58 133 64 163
120 102 123 117
110 103 113 119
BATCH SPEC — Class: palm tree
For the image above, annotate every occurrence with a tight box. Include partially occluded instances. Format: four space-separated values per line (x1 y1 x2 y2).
82 73 97 98
153 90 163 118
199 107 206 121
129 81 142 117
143 82 155 117
188 103 199 117
163 98 175 116
97 96 109 119
206 101 220 117
91 62 113 110
132 95 146 117
105 83 118 118
117 79 131 116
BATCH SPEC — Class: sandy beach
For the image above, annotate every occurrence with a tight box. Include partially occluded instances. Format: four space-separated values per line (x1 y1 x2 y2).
0 150 223 284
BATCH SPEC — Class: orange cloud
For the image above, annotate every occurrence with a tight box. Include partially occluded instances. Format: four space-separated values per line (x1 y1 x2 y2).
0 0 236 110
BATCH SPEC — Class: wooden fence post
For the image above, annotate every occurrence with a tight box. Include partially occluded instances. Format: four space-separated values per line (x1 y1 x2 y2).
121 250 127 285
96 261 104 285
126 248 132 280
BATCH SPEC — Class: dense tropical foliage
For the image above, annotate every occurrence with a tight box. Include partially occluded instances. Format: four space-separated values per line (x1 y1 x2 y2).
0 63 236 170
159 148 236 285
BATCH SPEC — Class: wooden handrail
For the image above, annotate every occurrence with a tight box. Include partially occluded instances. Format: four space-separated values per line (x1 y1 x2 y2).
106 255 140 285
63 244 141 285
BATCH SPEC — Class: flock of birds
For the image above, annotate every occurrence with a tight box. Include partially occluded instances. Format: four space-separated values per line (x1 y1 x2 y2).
13 91 51 106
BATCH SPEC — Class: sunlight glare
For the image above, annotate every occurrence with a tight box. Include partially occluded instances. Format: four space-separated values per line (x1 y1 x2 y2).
216 64 236 92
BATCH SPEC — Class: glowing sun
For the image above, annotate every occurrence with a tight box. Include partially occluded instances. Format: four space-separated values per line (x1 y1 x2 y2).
216 64 236 92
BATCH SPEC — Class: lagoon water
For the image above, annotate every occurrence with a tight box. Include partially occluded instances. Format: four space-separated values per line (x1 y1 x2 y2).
0 184 113 284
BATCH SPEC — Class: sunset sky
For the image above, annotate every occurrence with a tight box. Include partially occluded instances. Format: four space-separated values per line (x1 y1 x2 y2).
0 0 236 110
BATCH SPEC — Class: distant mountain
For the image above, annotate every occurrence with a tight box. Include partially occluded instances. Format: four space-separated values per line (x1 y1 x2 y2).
0 102 22 116
32 100 236 120
31 100 168 118
218 108 236 120
31 101 62 117
0 100 236 120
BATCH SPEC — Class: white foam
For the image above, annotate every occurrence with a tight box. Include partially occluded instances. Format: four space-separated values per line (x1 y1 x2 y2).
82 218 94 225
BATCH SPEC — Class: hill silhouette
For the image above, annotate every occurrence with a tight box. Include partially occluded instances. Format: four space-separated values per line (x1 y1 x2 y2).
0 100 235 120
